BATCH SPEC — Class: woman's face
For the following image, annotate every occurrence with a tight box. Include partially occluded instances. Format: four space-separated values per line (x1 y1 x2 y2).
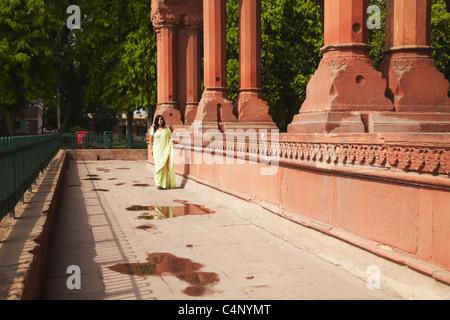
157 117 164 126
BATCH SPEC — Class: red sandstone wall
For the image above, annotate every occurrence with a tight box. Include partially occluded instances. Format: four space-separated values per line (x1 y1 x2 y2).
171 138 450 282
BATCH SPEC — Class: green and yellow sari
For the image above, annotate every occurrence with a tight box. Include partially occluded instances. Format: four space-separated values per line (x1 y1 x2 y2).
152 127 176 189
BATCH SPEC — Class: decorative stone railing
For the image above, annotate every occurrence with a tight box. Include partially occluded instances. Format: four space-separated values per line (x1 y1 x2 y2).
174 132 450 187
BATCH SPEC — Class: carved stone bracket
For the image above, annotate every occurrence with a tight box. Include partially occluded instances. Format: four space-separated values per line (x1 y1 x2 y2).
182 12 203 28
151 9 181 28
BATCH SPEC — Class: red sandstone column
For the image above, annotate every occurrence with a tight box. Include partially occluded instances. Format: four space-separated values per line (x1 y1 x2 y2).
183 13 203 125
194 0 236 132
176 26 187 123
234 0 276 129
288 0 393 133
380 0 450 112
152 9 183 125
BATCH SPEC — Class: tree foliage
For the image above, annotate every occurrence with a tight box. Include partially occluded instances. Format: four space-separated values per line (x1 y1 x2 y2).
431 0 450 87
367 0 387 68
71 1 156 113
64 0 157 132
0 0 158 134
0 0 61 127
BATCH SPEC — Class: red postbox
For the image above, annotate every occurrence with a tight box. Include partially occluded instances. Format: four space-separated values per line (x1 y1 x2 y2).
76 131 88 149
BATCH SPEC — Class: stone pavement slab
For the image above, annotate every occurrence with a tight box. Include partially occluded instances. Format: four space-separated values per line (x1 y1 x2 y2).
41 160 399 300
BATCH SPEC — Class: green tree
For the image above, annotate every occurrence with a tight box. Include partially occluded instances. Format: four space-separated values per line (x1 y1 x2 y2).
68 0 157 134
0 0 62 135
431 0 450 92
368 0 387 68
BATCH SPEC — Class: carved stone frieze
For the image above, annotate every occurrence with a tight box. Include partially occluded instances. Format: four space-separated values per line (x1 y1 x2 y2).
195 137 450 177
324 56 375 71
390 59 414 71
326 58 351 70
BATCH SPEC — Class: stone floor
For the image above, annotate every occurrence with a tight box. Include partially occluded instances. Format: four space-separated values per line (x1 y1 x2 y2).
41 159 399 300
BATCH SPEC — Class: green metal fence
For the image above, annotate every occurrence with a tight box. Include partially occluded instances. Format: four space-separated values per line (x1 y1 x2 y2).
0 134 61 219
61 133 148 150
0 132 148 220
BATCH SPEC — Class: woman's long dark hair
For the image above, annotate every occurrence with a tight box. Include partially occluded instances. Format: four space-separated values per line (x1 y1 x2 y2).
153 115 166 131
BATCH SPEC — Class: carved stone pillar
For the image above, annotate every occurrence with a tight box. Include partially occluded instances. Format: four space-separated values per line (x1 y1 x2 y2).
183 13 202 125
194 0 236 132
288 0 393 133
380 0 450 113
152 9 183 125
234 0 277 129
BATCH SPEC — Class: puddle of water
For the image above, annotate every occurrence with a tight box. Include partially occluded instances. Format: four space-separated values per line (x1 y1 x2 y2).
133 184 152 187
116 167 130 170
135 224 155 230
137 213 155 220
84 178 102 180
173 200 215 215
126 200 214 219
108 253 219 297
96 168 111 172
92 188 109 192
126 205 155 211
115 182 126 186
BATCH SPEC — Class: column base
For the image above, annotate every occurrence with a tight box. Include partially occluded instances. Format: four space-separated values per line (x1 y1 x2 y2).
184 102 198 125
380 49 450 112
368 112 450 133
288 111 366 133
155 102 183 125
288 111 450 134
234 91 274 121
300 46 393 113
223 121 279 133
193 93 237 132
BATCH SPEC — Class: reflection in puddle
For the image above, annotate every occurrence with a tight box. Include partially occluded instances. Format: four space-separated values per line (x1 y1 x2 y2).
135 224 155 230
137 213 154 220
126 205 155 211
126 200 214 220
108 253 219 297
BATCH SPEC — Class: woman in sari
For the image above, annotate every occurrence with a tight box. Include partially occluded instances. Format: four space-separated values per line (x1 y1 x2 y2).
149 115 176 189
